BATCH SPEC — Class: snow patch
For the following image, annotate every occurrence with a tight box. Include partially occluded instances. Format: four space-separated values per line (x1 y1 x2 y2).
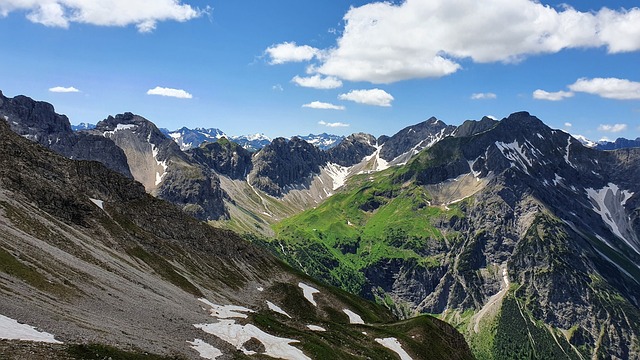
195 320 311 359
257 287 264 292
363 144 389 172
553 174 564 186
151 144 168 186
564 137 576 168
342 309 364 324
198 299 253 319
306 325 326 332
298 283 319 307
188 339 223 359
266 301 291 318
324 163 350 190
103 123 137 137
495 140 533 174
468 158 482 180
89 198 104 210
585 183 639 254
375 338 413 360
0 314 62 344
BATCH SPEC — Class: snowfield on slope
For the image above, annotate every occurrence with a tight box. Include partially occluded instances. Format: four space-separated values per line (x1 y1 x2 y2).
193 299 312 360
0 314 62 344
375 337 414 360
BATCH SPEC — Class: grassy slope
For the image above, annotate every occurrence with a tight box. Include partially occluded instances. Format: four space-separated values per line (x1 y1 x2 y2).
270 168 462 299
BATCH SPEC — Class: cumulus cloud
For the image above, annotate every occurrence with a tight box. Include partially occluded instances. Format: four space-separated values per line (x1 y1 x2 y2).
598 123 628 133
303 101 345 110
0 0 205 32
568 77 640 100
338 88 394 107
292 75 342 89
532 89 575 101
471 92 497 100
49 86 80 93
564 122 573 128
265 42 321 64
147 86 192 99
319 120 349 128
269 1 640 83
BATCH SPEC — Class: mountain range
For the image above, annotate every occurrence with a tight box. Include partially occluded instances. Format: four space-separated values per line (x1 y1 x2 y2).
2 90 639 359
0 91 472 359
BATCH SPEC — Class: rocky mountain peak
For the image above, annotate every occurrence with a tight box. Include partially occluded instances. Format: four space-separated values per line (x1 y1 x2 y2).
0 92 132 178
380 116 457 163
0 91 72 137
328 132 377 167
453 116 498 138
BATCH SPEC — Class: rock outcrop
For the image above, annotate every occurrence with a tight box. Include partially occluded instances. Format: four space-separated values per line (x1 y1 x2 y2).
0 91 132 177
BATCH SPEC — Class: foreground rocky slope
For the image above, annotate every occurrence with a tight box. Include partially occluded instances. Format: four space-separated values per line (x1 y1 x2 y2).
269 112 640 359
0 118 473 359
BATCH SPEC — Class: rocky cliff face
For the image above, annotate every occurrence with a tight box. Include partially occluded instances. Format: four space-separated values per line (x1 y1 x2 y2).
0 91 132 177
0 118 474 360
249 137 329 197
90 113 229 221
272 112 640 359
187 137 253 180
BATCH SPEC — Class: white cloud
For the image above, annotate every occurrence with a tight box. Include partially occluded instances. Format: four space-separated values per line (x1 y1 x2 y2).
568 77 640 100
272 84 283 92
471 92 496 100
265 42 321 64
49 86 80 93
147 86 192 99
271 1 640 83
564 122 573 128
0 1 205 32
532 89 575 101
598 123 628 133
319 120 349 128
338 88 393 107
292 75 342 89
303 101 345 110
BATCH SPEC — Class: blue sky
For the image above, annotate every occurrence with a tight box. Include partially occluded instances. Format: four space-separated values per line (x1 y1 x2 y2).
1 0 639 141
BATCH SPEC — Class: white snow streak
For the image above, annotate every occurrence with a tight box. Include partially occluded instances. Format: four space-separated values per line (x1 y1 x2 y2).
375 338 413 360
363 144 390 171
197 299 253 319
0 314 62 344
306 325 326 332
495 140 534 174
89 198 104 210
564 137 576 168
188 339 223 359
298 283 320 307
324 163 350 190
266 301 292 318
151 144 168 186
585 183 638 254
343 309 364 324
